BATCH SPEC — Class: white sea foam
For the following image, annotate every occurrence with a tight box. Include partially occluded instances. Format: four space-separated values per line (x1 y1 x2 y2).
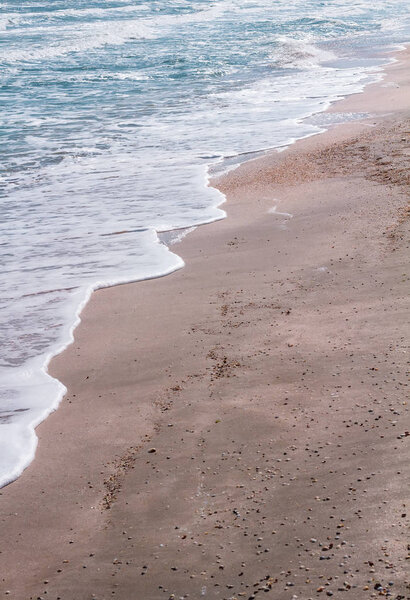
0 231 187 488
0 17 10 30
268 206 293 218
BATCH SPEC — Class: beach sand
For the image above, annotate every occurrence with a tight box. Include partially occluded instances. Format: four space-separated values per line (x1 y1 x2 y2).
0 50 409 600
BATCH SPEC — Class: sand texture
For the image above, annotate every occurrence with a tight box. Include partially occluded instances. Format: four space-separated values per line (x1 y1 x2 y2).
0 50 409 600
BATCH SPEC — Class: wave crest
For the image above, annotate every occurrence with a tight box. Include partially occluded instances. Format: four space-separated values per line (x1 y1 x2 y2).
271 36 337 69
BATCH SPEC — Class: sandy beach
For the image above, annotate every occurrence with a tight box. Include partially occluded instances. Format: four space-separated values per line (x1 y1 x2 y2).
0 49 409 600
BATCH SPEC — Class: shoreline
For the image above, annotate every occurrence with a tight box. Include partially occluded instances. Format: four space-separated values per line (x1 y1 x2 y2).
0 43 404 490
0 48 409 599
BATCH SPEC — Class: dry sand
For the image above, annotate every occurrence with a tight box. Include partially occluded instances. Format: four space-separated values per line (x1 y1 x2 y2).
0 49 409 600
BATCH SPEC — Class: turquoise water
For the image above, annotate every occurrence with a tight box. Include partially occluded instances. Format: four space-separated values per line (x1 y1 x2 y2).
0 0 409 486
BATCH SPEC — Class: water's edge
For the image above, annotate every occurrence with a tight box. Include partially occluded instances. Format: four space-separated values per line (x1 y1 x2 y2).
1 44 405 489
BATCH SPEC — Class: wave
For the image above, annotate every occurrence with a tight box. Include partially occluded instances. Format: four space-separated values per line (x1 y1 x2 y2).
2 19 155 62
1 1 236 64
270 36 338 70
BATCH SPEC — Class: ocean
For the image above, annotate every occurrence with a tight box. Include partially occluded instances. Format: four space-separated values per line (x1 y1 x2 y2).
0 0 409 487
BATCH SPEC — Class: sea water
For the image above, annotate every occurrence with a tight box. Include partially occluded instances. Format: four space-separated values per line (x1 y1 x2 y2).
0 0 409 487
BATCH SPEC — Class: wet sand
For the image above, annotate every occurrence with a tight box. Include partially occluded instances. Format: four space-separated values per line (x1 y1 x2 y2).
0 50 409 600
